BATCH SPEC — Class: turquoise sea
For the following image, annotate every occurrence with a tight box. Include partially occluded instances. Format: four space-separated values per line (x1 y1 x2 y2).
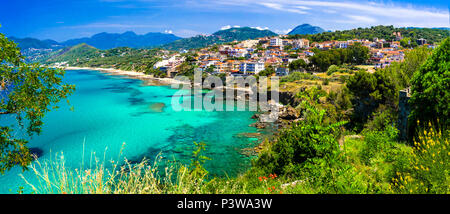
0 69 264 193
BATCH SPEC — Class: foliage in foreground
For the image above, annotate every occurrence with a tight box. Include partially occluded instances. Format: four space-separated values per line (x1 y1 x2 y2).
21 103 448 194
0 31 75 173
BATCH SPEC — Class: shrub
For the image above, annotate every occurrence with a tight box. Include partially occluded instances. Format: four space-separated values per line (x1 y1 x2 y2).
390 122 449 194
326 65 339 76
255 100 346 176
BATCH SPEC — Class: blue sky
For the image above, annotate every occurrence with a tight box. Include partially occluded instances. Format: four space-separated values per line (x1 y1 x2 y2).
0 0 448 41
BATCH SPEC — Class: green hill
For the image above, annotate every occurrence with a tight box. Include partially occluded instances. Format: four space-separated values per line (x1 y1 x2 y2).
161 27 278 50
45 43 101 64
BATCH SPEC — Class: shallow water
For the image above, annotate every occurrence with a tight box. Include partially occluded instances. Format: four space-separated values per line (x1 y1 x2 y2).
0 70 262 193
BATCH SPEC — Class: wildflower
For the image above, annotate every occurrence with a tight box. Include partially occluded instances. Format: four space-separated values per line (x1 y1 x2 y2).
258 177 263 182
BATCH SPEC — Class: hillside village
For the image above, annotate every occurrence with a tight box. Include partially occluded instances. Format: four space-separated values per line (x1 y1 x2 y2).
152 32 435 78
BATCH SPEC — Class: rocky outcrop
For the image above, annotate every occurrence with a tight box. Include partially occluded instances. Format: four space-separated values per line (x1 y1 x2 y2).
279 106 300 120
250 121 268 129
278 91 301 107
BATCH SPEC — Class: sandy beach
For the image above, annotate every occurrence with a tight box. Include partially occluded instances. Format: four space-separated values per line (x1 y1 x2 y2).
63 66 255 93
64 66 188 86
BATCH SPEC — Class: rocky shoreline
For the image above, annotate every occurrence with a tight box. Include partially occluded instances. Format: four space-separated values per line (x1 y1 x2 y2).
241 104 303 157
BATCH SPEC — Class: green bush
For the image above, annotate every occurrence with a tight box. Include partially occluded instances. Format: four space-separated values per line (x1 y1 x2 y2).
326 65 339 75
255 99 346 176
391 123 449 193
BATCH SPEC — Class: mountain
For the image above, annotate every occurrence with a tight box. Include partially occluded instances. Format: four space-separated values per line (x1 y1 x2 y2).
62 31 182 49
288 24 325 35
161 27 278 50
9 37 63 50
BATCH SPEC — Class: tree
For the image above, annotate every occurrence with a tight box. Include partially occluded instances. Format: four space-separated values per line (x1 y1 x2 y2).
309 43 369 72
289 59 307 72
0 32 75 173
205 65 215 73
409 37 450 136
382 46 432 88
348 43 369 65
400 37 417 48
346 69 399 131
257 65 275 77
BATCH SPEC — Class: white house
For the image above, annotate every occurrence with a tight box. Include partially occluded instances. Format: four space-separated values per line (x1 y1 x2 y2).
239 61 265 75
270 37 283 47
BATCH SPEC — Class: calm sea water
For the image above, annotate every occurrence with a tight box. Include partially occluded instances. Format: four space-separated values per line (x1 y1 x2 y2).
0 70 262 193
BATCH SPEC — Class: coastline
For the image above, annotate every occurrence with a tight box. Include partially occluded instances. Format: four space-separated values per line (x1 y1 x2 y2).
62 66 279 158
63 66 187 86
63 66 255 93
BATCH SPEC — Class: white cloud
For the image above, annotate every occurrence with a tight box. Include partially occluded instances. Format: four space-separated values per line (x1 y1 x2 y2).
221 25 242 30
251 26 269 30
259 2 308 14
164 29 173 34
274 29 292 34
220 25 232 30
338 15 377 24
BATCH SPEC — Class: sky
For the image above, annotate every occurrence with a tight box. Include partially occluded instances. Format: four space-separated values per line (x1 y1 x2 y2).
0 0 448 41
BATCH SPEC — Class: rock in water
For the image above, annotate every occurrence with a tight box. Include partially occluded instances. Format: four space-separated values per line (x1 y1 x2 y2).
149 102 166 112
251 114 260 119
250 122 267 129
